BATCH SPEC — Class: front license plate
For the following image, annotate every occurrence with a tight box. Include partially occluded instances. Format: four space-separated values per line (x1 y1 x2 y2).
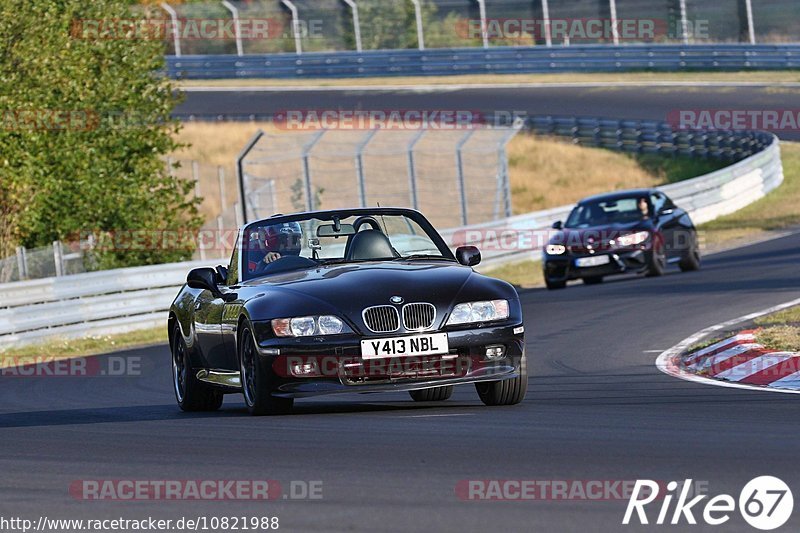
361 333 449 360
575 255 610 268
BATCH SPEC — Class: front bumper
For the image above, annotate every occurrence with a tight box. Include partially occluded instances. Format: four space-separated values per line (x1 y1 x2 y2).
253 323 525 398
543 249 648 282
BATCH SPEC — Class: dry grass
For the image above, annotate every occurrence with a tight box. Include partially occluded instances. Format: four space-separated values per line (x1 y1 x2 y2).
480 259 542 289
176 71 800 88
756 306 800 327
756 326 800 353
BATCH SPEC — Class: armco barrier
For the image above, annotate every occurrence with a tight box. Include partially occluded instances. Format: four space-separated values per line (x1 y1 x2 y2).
166 44 800 79
0 119 783 348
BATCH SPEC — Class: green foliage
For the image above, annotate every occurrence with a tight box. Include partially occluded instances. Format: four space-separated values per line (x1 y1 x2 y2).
0 0 201 269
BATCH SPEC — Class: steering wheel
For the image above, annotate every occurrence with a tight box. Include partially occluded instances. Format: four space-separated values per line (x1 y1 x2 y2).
253 255 317 276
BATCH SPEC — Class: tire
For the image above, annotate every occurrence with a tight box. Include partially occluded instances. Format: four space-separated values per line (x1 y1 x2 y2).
645 241 666 277
171 325 223 412
545 278 567 290
679 241 701 272
475 352 528 406
582 276 604 285
409 386 454 402
239 325 293 416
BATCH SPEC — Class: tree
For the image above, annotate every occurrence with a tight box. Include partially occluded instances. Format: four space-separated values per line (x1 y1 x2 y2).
0 0 201 269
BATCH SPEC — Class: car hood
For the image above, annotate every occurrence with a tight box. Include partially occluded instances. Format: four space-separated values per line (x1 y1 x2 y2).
241 261 518 328
550 220 655 245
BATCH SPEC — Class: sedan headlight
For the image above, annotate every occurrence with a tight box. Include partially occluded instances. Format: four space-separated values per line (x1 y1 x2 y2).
616 231 650 247
446 300 509 326
546 244 566 255
272 315 348 337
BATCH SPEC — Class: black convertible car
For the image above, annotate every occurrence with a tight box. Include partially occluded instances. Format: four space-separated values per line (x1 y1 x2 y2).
169 208 527 415
542 189 701 289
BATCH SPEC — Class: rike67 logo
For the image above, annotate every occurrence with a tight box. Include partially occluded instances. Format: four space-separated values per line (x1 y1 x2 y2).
623 477 793 530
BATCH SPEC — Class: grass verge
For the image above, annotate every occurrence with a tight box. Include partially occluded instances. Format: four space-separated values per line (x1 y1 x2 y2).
0 327 167 363
754 305 800 352
176 71 800 88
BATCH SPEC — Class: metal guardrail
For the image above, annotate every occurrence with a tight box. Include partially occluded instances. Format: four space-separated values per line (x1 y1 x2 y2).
0 117 784 348
167 44 800 79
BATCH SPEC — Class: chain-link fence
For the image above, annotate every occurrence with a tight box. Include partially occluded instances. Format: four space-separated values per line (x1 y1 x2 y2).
239 125 521 230
152 0 798 57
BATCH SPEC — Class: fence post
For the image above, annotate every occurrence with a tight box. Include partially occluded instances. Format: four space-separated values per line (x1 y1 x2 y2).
410 0 425 50
236 130 265 224
281 0 303 55
679 0 689 44
476 0 489 49
15 246 27 280
355 129 378 207
53 241 64 277
407 129 426 210
217 216 226 259
160 2 182 57
302 130 326 211
496 119 524 220
343 0 363 52
541 0 552 47
608 0 619 45
221 0 244 56
744 0 756 44
218 166 227 214
455 130 477 226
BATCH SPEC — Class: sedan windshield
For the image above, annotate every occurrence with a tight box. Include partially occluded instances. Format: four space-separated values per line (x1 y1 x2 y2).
240 212 452 280
565 196 651 228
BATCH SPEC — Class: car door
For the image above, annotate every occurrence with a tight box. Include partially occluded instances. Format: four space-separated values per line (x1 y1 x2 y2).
652 192 680 257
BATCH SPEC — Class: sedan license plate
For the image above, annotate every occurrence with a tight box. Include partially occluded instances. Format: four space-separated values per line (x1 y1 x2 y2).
361 333 449 360
575 255 610 268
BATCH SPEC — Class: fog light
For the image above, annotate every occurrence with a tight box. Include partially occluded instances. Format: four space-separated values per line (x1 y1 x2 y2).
291 362 317 377
485 345 506 360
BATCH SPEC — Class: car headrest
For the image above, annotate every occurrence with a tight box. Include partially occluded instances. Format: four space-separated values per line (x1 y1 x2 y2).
346 230 396 261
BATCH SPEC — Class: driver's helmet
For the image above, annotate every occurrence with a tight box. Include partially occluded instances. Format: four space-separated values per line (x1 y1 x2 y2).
259 221 303 256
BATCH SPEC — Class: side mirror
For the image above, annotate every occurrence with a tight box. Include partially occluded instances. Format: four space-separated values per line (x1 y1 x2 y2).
552 220 563 230
187 267 225 298
456 246 481 267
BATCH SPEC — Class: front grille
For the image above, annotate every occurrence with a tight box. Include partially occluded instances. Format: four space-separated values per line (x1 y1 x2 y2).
402 303 436 331
362 305 400 333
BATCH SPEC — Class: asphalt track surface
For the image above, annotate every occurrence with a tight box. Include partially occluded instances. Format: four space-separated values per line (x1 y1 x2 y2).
2 232 800 532
176 84 800 140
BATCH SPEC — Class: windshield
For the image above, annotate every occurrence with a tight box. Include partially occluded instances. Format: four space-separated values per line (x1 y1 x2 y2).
565 196 652 228
240 212 452 281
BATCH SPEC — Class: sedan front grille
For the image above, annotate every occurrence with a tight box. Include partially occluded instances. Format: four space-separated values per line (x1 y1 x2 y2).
402 303 436 331
362 305 400 333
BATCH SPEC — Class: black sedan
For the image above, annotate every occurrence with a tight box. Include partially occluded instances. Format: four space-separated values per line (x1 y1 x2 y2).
169 207 527 415
542 189 701 290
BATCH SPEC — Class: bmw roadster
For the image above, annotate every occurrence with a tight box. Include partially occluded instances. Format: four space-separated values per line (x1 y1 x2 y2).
169 208 527 415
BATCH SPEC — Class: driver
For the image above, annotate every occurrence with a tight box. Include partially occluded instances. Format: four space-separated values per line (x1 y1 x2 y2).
258 221 303 266
638 197 651 219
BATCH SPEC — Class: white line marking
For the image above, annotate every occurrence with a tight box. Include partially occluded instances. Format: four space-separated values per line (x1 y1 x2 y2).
693 343 762 371
655 297 800 395
715 353 794 381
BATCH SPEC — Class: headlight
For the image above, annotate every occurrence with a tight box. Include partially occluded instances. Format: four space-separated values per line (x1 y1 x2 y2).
272 315 347 337
616 231 650 247
446 300 510 326
546 244 566 255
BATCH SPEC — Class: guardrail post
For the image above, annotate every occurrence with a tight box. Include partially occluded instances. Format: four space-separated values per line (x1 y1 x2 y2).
455 130 477 226
15 246 27 280
160 2 182 57
476 0 489 49
221 0 244 56
281 0 303 55
236 130 265 224
744 0 756 44
608 0 619 45
410 0 425 50
53 241 64 277
343 0 363 52
301 130 326 212
355 129 378 207
541 0 552 47
407 129 426 210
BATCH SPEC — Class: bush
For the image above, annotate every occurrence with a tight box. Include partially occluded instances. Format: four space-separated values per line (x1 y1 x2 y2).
0 0 201 269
